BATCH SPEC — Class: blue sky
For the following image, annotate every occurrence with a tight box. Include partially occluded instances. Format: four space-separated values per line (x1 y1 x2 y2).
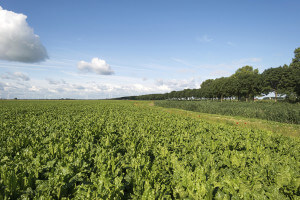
0 0 299 99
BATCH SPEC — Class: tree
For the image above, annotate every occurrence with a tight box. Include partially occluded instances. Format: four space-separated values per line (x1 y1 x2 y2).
226 76 238 100
292 47 300 64
212 77 228 102
262 67 284 102
200 79 214 100
290 47 300 101
233 66 261 101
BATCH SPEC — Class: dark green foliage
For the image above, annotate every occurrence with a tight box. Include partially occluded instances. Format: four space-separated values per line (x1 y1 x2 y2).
155 100 300 124
292 47 300 64
262 66 285 102
232 66 262 101
290 47 300 99
0 100 299 199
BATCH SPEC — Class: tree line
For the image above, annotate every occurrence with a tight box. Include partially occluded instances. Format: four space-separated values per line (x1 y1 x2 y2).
116 47 300 102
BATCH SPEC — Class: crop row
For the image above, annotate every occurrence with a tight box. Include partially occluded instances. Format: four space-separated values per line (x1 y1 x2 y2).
0 100 299 199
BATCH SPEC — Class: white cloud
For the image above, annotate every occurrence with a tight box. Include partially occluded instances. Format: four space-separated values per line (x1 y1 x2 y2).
28 85 40 92
0 75 202 99
196 35 213 43
77 58 114 75
156 79 164 86
1 72 30 81
0 6 48 63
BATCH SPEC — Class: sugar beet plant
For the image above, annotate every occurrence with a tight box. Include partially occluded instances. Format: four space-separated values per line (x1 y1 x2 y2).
0 100 299 199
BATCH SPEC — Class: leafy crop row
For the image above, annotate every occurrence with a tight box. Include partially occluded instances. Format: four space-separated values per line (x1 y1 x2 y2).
155 100 300 124
0 100 299 199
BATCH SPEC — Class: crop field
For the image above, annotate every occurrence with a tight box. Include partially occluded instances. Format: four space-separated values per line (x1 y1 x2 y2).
0 100 299 199
155 100 300 124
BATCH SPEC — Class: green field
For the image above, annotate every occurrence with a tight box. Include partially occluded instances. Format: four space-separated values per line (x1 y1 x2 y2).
155 100 300 124
1 100 299 199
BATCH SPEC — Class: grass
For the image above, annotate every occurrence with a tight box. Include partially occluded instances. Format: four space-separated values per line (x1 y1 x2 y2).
154 100 300 124
134 101 300 138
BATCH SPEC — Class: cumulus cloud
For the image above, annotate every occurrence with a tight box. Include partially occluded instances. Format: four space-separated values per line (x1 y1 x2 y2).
77 58 114 75
0 75 202 99
1 72 30 81
0 6 48 63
